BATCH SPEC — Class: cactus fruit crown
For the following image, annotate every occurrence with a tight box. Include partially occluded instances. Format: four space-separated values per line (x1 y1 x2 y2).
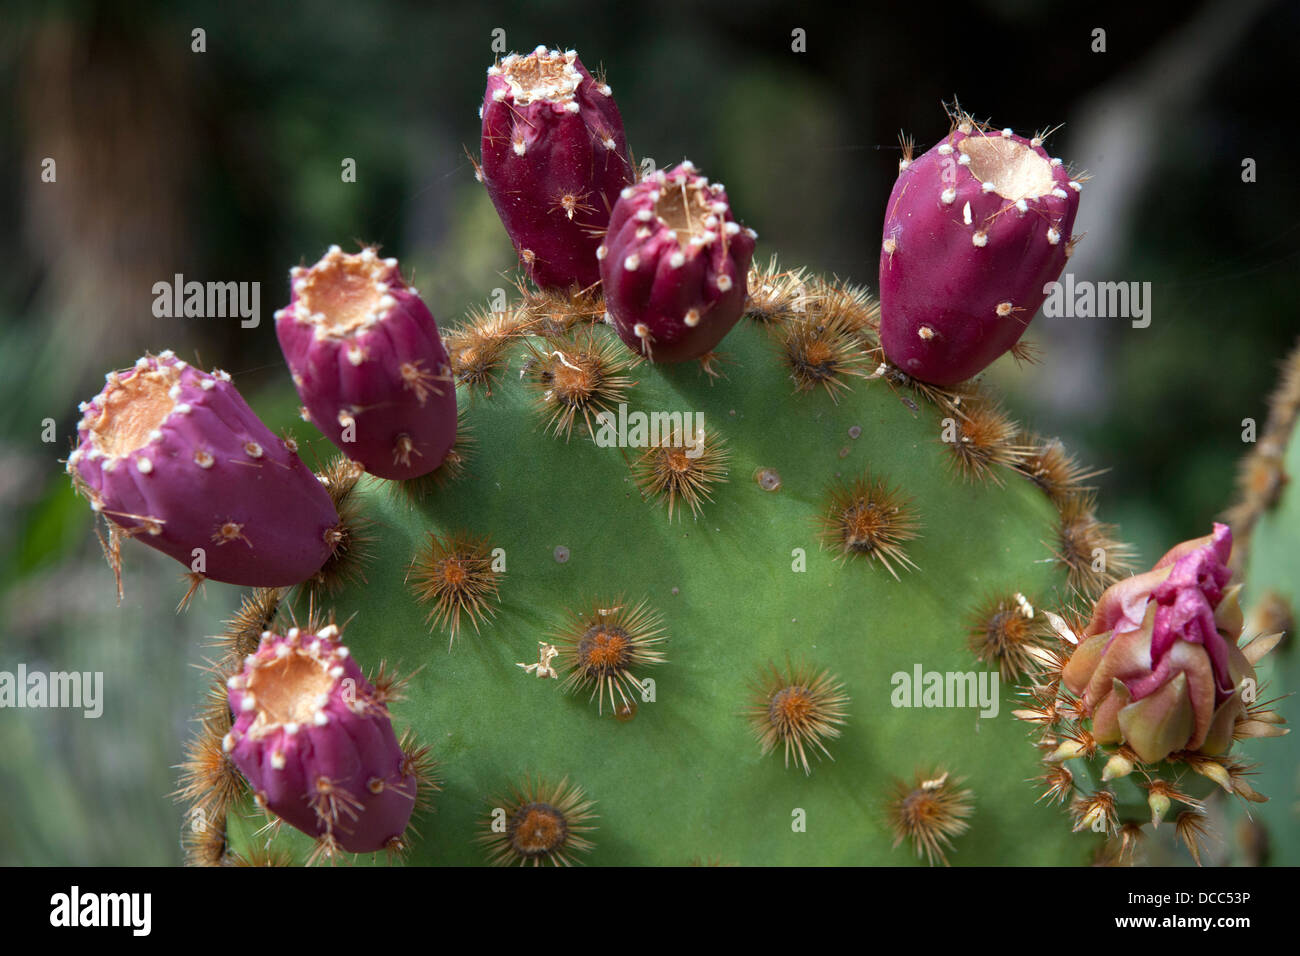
89 362 179 454
64 52 1286 866
498 48 583 104
291 249 395 338
956 134 1056 200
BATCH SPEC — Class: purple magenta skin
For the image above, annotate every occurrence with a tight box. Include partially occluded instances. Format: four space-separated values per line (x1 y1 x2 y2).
67 351 339 587
276 246 458 481
1145 523 1235 703
480 46 633 291
600 161 757 363
225 625 415 854
878 121 1081 386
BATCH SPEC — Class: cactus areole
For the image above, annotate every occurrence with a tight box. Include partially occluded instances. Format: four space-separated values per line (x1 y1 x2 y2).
479 47 633 291
879 117 1081 385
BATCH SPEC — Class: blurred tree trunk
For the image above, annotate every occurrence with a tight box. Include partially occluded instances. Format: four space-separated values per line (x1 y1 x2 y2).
1037 0 1276 417
19 8 194 397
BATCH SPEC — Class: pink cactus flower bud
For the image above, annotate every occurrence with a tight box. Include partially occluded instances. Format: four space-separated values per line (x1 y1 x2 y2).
600 161 756 363
225 625 416 854
1061 524 1255 764
480 46 633 290
67 351 340 587
879 115 1080 385
276 246 458 481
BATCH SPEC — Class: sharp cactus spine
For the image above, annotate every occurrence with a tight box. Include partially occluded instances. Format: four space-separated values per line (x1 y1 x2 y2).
478 775 597 866
879 109 1081 386
746 662 851 775
276 246 458 481
886 769 975 866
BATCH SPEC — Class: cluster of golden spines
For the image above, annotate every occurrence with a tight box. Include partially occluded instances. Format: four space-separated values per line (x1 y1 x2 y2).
817 472 921 579
1053 492 1136 600
477 775 597 867
523 331 635 441
551 597 667 714
406 529 502 646
630 426 731 520
745 662 849 775
942 393 1030 484
885 769 975 867
967 593 1053 681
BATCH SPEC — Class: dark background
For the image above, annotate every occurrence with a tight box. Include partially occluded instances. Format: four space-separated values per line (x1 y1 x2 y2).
0 0 1295 863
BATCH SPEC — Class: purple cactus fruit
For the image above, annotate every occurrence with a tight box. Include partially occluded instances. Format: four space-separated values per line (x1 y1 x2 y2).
600 161 757 363
224 624 415 853
275 246 458 481
66 351 340 587
878 117 1081 385
479 46 633 290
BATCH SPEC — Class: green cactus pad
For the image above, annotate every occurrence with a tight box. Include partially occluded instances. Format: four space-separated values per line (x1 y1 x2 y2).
1228 356 1300 866
211 284 1113 866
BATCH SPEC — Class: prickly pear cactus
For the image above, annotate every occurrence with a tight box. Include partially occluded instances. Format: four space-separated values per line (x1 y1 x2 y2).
169 261 1156 866
65 55 1281 866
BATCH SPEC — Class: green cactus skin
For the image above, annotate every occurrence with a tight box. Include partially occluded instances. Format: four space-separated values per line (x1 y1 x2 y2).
1224 343 1300 866
182 268 1139 866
